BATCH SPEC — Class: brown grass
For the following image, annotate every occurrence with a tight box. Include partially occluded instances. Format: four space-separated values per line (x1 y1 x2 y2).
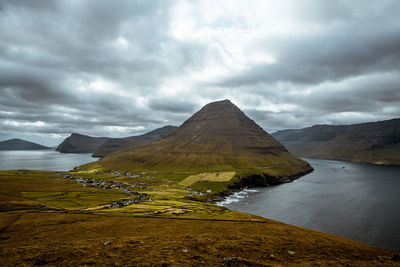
0 170 399 266
0 212 398 266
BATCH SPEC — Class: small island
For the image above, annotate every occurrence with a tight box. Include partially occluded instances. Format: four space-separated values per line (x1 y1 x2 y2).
0 138 50 150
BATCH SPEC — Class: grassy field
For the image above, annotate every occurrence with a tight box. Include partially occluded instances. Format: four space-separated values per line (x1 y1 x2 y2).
0 169 399 266
0 170 128 212
179 172 236 186
0 169 258 220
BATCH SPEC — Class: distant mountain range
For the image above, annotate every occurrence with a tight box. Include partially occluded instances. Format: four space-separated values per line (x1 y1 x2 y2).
0 138 50 150
272 118 400 165
92 126 177 158
84 100 312 179
56 133 110 153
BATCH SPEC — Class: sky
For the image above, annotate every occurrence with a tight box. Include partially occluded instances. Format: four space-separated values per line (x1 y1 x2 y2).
0 0 399 146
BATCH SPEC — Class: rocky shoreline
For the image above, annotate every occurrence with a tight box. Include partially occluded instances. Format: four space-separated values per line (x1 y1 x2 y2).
206 166 314 204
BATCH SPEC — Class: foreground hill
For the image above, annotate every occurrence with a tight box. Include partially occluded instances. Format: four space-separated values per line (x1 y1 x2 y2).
56 133 110 153
272 118 400 165
92 125 177 158
0 138 49 150
84 100 312 186
0 170 398 266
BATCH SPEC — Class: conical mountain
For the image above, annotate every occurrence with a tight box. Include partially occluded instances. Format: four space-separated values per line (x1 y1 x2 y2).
87 100 311 173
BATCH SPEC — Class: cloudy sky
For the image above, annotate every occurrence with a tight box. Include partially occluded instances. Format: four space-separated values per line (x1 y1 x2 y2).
1 0 399 146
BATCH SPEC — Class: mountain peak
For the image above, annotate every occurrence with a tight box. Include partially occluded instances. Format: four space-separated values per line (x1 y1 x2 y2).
205 99 233 106
56 133 110 153
8 138 23 142
177 99 262 137
71 133 86 137
89 100 310 172
200 99 237 112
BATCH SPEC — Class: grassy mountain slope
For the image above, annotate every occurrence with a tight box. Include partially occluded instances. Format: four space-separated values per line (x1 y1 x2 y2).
92 125 177 158
272 118 400 165
84 100 312 178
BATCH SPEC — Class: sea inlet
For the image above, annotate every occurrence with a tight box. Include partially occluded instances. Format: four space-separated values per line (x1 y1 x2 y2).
218 158 400 251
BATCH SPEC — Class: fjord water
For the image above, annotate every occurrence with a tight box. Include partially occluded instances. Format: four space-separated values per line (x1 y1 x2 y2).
219 158 400 251
0 150 96 171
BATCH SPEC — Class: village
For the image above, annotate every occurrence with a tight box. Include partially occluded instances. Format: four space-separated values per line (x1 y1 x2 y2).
58 173 153 208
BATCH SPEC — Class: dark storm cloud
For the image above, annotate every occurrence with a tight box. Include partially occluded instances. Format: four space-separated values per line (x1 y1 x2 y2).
0 64 71 105
0 0 189 144
0 0 399 145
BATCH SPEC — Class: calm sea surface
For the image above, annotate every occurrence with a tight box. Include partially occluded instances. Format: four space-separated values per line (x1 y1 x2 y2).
218 158 400 251
0 150 97 171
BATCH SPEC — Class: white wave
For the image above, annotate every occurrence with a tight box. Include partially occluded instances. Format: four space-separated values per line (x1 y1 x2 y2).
243 188 259 193
216 187 259 206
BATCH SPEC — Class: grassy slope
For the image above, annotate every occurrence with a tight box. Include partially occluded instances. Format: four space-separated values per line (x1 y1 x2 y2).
85 100 313 176
0 170 127 212
2 213 399 266
92 125 177 158
81 159 312 202
85 135 312 173
0 170 399 266
296 143 400 165
273 119 400 166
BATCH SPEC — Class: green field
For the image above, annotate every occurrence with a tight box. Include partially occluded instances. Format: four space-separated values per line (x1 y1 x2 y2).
0 169 397 266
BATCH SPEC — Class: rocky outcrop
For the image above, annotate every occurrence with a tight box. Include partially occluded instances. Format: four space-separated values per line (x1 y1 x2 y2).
56 133 110 153
206 166 314 203
92 126 177 158
232 167 314 188
272 118 400 165
0 138 49 150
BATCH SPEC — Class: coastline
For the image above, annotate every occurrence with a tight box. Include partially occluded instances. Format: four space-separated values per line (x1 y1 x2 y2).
1 168 399 265
299 156 400 167
206 166 314 203
209 158 400 251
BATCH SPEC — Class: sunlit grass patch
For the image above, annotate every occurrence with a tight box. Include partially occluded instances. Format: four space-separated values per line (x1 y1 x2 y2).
179 172 236 186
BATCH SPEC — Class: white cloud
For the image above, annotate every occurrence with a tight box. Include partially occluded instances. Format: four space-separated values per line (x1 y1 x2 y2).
0 0 399 145
4 120 46 127
116 36 129 49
